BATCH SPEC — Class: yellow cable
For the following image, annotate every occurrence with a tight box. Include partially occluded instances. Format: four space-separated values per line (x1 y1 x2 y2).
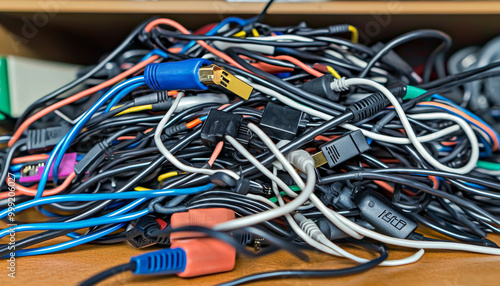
116 104 152 116
110 104 124 111
158 171 181 182
326 66 341 79
348 25 359 44
233 31 246 38
251 29 260 37
134 186 152 191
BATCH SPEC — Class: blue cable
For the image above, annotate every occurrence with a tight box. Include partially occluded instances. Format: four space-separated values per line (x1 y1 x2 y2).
479 136 492 158
0 184 213 219
0 210 148 239
140 49 169 62
0 183 213 239
8 224 125 257
180 17 249 54
104 82 145 113
431 94 500 144
37 76 145 196
37 206 63 218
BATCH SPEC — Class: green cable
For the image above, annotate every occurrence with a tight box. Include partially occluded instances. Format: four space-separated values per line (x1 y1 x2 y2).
477 160 500 171
404 85 428 100
269 185 301 203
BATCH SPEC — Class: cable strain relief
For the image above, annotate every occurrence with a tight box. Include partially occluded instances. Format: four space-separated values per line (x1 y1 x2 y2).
164 124 188 137
285 150 314 172
330 77 349 93
157 90 169 102
131 248 186 275
347 91 390 122
328 24 350 35
293 213 326 241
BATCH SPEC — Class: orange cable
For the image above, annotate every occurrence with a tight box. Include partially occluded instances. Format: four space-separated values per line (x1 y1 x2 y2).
268 55 324 77
418 101 499 150
144 19 246 71
9 56 160 147
208 142 224 167
0 172 76 199
11 154 49 165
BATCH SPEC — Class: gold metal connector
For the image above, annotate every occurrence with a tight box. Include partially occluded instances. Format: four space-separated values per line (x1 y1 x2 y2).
312 152 328 168
199 64 253 100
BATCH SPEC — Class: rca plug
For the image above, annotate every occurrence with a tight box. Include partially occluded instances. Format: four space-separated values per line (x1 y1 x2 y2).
144 58 253 99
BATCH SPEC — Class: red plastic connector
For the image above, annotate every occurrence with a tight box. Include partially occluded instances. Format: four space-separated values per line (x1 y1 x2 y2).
171 238 236 278
170 208 235 241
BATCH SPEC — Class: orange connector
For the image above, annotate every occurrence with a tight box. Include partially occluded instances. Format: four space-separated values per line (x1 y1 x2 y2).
170 208 235 241
171 237 236 278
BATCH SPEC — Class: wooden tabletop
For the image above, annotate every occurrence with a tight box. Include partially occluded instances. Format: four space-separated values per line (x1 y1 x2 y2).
0 212 499 286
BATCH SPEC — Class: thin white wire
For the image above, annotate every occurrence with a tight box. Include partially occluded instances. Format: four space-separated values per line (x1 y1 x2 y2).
341 78 479 174
255 128 424 266
269 167 343 257
250 35 315 42
250 122 500 256
154 92 240 180
329 209 500 255
247 123 363 239
213 135 316 232
239 77 462 145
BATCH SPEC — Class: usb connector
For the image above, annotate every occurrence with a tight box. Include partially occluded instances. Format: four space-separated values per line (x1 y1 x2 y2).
199 64 253 100
144 59 253 100
313 130 370 168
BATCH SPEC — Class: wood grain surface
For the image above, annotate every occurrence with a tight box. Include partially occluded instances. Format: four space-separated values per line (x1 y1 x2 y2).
0 210 499 286
2 1 500 15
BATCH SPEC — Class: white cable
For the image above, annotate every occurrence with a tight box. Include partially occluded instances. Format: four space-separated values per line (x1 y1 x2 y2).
269 167 343 257
251 35 315 42
239 77 462 145
333 78 479 174
154 92 240 180
247 126 423 265
214 135 316 231
329 210 500 255
251 122 500 255
247 123 363 239
294 213 424 266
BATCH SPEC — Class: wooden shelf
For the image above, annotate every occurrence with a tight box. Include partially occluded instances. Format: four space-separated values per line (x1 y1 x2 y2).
2 1 500 15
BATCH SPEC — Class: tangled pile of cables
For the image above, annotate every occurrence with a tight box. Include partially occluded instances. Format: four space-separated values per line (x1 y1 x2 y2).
2 3 500 285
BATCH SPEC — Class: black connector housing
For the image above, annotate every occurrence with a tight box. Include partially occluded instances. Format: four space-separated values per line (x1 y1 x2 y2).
74 141 110 176
126 215 170 248
27 125 71 153
372 42 414 76
354 189 418 239
301 74 339 101
319 130 370 168
201 110 243 147
259 103 303 140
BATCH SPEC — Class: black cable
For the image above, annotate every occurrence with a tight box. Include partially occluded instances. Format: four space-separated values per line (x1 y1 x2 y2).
155 30 327 48
79 262 136 286
255 0 275 23
319 170 500 226
216 242 388 286
15 18 157 128
0 139 26 191
360 29 452 78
